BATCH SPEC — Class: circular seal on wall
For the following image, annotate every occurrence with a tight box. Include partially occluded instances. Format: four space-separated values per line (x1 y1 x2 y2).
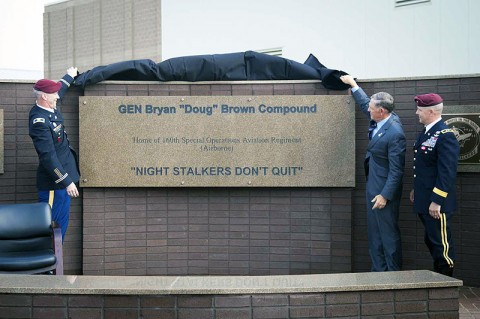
445 117 480 161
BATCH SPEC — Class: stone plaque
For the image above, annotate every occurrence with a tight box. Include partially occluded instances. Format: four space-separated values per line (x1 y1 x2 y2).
0 109 3 174
79 95 355 187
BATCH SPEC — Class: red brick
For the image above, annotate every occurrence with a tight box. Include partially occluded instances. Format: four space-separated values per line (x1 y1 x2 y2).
141 309 175 319
361 291 394 303
361 302 394 315
395 300 427 313
68 308 102 319
33 295 67 307
104 309 138 319
290 306 325 318
215 308 251 319
428 288 459 299
0 306 31 318
32 307 67 319
215 295 251 308
325 304 360 317
326 292 360 304
252 306 288 319
104 296 138 308
177 309 213 319
395 289 428 301
68 295 104 307
428 299 459 312
0 295 32 306
177 296 213 308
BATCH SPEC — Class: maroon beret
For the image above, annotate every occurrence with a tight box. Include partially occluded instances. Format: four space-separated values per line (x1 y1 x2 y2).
33 79 62 94
414 93 443 107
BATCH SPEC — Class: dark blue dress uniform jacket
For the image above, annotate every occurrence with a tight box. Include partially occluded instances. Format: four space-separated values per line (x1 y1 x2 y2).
413 120 459 215
28 74 80 191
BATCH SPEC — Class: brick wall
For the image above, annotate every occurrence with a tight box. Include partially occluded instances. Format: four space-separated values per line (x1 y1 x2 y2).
82 187 352 276
1 76 479 286
0 287 460 318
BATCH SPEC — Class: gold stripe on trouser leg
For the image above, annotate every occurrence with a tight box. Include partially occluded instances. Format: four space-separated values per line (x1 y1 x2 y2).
48 190 54 208
440 213 454 267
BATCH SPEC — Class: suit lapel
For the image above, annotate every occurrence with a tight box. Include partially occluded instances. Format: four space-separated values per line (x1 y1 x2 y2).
368 116 394 148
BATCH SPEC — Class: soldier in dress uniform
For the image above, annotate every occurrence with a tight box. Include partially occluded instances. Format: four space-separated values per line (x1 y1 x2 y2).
29 67 80 241
410 93 460 277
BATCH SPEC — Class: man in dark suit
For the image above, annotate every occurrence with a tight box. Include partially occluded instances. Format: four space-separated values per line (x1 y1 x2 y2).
410 93 459 277
341 75 406 271
29 67 80 241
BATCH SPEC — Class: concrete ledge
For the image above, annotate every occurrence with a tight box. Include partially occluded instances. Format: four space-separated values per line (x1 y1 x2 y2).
0 271 462 318
0 270 462 295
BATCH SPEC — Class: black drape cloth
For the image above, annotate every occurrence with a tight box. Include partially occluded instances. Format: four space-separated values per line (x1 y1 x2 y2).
73 51 350 90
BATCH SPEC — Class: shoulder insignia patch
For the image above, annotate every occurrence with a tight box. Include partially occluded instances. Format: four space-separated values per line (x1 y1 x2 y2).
441 129 454 134
32 118 45 124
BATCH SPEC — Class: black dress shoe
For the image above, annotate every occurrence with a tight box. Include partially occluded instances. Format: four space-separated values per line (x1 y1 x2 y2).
437 265 453 277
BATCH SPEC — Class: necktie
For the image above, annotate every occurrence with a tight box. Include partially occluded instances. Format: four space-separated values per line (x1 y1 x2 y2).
368 121 377 140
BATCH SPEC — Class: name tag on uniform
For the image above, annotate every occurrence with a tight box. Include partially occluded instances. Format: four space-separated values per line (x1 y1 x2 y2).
32 118 45 124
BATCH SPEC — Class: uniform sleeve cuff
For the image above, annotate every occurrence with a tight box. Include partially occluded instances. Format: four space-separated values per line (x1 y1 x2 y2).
62 74 74 84
433 187 448 198
431 193 445 207
59 176 74 189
